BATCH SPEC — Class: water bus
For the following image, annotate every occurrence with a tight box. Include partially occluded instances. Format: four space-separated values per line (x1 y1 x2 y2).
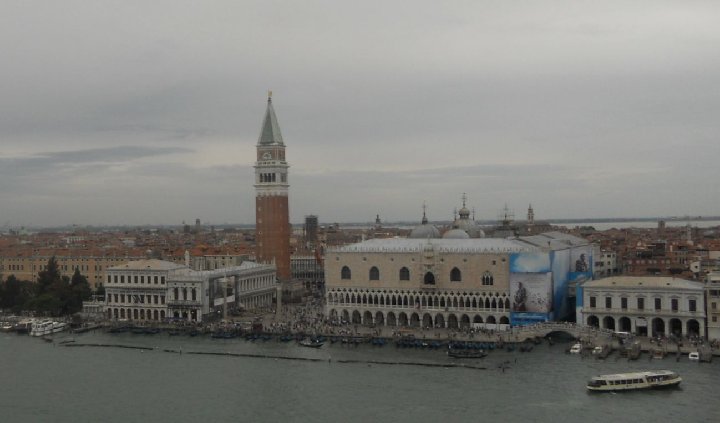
29 320 68 337
586 370 681 392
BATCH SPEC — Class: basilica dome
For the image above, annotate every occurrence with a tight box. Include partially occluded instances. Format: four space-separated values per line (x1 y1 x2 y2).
408 207 441 239
443 228 470 239
449 196 485 238
409 224 441 239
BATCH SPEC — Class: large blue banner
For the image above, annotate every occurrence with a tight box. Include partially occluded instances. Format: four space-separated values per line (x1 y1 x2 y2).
510 252 551 273
551 250 569 320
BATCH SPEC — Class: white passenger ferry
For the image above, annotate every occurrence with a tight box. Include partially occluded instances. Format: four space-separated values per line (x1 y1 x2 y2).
586 370 681 392
29 320 68 337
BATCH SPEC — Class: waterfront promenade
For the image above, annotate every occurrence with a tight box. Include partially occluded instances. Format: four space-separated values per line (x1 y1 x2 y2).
246 302 718 357
13 300 714 358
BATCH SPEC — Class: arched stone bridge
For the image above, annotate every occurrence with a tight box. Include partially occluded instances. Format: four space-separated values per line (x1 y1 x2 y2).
511 322 615 341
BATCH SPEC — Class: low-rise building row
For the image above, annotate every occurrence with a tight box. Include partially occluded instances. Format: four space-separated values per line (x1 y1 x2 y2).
105 259 277 323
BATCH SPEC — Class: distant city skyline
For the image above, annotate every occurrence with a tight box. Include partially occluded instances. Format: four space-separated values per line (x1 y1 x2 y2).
1 1 719 227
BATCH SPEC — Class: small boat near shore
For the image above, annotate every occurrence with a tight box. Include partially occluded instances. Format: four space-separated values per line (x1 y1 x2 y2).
586 370 681 392
299 338 324 348
447 348 487 359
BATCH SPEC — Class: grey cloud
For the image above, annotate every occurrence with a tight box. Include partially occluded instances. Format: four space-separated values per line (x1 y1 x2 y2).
0 146 191 168
0 1 719 226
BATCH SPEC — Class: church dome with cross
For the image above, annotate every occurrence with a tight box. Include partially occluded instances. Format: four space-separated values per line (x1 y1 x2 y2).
408 203 441 239
444 194 485 238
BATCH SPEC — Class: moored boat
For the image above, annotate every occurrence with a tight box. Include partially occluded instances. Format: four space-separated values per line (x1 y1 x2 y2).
30 320 68 337
13 319 35 334
568 343 582 354
447 348 487 359
586 370 681 392
299 338 324 348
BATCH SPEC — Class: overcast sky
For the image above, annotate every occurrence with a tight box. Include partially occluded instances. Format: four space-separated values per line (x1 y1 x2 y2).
1 1 719 227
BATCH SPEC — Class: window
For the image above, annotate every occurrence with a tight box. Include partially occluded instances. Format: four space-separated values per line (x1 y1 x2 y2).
341 266 351 280
671 298 678 312
712 302 717 310
399 267 410 281
637 297 644 310
590 297 596 308
655 298 661 311
369 266 380 281
712 316 717 322
605 297 612 309
621 297 627 310
450 267 462 282
689 299 696 312
482 271 493 286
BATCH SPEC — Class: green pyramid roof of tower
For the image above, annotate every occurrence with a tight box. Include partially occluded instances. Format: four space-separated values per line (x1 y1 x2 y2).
258 96 284 146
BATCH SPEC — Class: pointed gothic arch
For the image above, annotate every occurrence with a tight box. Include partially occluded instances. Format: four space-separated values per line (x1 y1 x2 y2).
341 266 351 280
450 267 462 282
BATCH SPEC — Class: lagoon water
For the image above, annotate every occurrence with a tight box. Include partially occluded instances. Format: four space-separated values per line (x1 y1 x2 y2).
1 331 718 423
553 220 720 231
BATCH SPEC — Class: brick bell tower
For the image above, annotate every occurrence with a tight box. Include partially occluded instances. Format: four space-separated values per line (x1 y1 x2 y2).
254 91 291 281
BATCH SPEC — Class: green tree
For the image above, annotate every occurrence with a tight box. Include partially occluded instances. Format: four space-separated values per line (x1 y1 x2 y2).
1 275 35 313
25 257 95 316
36 256 61 296
30 257 69 316
68 268 92 314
